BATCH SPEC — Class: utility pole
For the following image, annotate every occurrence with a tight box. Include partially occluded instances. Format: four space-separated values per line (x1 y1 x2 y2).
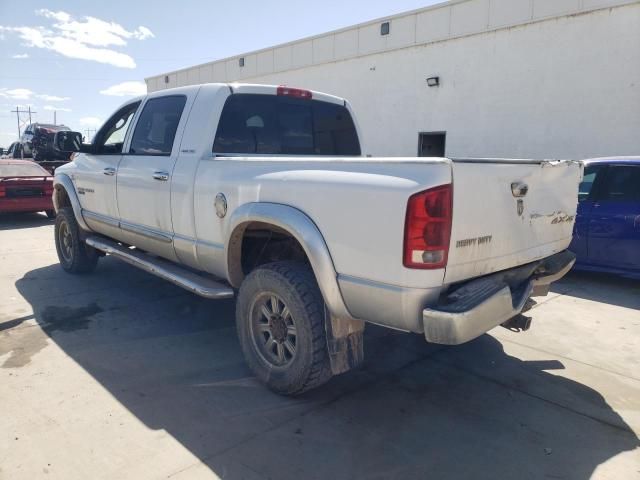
10 106 37 137
84 128 96 142
13 106 21 137
54 110 56 125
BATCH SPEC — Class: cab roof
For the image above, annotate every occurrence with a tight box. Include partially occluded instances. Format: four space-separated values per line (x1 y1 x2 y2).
144 82 347 106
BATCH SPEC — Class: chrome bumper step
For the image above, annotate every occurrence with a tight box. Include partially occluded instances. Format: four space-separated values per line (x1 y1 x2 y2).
423 250 575 345
85 236 234 300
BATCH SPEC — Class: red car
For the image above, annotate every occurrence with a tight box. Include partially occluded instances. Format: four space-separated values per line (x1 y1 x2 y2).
0 159 55 218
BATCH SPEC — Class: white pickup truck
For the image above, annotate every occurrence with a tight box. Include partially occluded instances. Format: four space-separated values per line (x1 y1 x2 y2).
52 83 581 395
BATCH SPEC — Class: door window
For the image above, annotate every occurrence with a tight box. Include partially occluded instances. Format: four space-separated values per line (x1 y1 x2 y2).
578 165 604 202
600 166 640 202
129 95 186 156
94 101 141 155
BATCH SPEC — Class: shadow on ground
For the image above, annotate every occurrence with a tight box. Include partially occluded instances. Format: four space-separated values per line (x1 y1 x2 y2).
0 212 52 231
8 259 640 479
551 270 640 310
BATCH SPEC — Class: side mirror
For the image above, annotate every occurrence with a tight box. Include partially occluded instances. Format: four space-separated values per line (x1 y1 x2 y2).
54 131 83 153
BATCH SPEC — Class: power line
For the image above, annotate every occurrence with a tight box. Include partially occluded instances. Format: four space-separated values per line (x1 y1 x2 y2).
10 106 37 137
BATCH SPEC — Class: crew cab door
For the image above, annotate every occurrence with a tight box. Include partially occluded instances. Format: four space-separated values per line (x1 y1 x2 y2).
74 101 140 238
116 94 189 261
587 164 640 270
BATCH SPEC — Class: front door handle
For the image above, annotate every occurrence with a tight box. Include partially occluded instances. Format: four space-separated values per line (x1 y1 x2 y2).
103 167 116 176
153 171 170 181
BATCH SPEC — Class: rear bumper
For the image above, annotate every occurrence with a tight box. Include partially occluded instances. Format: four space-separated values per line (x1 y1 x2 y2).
422 250 575 345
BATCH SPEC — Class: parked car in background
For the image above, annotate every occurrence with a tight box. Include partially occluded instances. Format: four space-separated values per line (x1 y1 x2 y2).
0 159 55 218
2 142 27 159
570 157 640 278
21 123 72 162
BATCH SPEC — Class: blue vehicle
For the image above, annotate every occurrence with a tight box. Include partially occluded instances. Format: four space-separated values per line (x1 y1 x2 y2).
570 157 640 278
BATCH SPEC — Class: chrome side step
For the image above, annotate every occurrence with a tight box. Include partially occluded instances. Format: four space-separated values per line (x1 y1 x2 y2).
85 236 234 300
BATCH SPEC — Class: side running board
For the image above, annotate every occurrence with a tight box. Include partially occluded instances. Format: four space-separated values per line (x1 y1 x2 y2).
85 236 234 300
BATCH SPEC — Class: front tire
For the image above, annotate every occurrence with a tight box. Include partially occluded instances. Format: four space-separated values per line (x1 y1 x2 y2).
236 261 332 395
54 207 98 273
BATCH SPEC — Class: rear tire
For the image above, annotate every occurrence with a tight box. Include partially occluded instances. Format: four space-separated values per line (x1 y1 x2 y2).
236 261 332 395
54 207 98 274
45 210 55 219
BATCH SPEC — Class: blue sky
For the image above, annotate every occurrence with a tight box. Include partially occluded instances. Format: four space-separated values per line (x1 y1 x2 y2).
0 0 441 147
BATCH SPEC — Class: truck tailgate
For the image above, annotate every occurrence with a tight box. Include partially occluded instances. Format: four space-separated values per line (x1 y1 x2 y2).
445 159 582 284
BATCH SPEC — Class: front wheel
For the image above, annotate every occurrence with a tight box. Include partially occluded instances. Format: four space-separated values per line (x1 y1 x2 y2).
54 207 98 273
236 261 332 395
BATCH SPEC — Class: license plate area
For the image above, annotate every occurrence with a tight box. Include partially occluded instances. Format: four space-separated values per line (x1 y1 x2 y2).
7 188 43 198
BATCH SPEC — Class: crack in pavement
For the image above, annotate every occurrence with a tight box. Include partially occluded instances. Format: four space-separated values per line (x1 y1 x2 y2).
429 355 638 436
166 328 638 478
166 336 448 478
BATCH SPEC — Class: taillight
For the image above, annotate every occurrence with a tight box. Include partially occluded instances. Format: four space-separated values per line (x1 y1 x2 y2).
277 86 312 100
44 181 54 195
403 184 452 269
0 186 5 198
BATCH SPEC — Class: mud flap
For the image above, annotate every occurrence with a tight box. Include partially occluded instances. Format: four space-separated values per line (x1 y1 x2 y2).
325 313 365 375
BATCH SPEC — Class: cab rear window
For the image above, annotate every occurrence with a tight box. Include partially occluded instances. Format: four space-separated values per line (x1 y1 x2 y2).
213 94 361 156
0 163 49 177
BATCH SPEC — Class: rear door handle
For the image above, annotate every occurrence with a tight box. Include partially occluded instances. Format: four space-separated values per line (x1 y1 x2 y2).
103 167 116 176
153 171 170 181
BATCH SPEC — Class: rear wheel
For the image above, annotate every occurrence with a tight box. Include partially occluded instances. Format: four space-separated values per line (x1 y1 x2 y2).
54 207 98 273
236 261 332 395
45 210 55 219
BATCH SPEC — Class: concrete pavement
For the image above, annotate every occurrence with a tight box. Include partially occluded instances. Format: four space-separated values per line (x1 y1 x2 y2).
1 212 639 479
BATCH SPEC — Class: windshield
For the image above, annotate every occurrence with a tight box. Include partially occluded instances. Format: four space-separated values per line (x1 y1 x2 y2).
36 124 71 132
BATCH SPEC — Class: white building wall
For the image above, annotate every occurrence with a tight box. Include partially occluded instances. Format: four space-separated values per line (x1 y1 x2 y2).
147 0 640 159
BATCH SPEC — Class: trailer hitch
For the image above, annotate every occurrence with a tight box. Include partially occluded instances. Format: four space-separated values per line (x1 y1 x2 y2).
501 314 532 332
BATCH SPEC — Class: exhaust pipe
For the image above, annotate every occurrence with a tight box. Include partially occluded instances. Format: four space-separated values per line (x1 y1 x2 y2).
501 315 532 332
